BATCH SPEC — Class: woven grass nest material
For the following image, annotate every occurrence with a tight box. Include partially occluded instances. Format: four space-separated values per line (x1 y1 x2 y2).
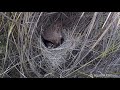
2 12 120 78
33 12 94 77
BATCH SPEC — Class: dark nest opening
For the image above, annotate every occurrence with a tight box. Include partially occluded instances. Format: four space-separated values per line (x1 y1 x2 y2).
41 35 64 48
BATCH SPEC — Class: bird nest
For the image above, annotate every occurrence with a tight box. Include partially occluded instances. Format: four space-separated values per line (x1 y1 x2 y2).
41 29 76 68
30 12 94 77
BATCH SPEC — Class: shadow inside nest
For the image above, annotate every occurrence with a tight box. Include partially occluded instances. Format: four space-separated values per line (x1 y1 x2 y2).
41 35 65 49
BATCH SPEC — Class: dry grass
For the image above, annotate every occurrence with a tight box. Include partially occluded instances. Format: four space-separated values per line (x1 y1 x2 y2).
0 12 120 78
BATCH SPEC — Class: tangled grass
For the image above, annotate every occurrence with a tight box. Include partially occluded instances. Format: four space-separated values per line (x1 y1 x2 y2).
0 12 120 78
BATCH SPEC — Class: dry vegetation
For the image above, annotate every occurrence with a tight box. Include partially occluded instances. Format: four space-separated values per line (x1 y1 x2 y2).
0 12 120 78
